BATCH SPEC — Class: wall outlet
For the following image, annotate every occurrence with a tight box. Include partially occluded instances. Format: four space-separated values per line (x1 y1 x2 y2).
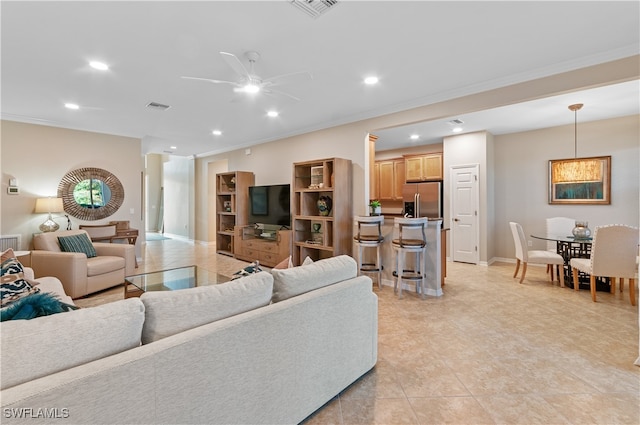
527 240 532 247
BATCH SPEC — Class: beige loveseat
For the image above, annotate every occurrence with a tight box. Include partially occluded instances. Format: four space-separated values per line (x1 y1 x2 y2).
31 230 135 299
1 255 378 424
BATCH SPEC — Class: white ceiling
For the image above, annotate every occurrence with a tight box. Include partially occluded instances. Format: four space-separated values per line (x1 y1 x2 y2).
374 79 640 149
2 1 639 156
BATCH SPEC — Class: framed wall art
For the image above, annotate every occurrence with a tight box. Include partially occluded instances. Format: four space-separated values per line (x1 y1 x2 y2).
548 156 611 205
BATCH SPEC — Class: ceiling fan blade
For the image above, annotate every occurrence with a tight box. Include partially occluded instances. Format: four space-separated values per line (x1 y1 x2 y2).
262 71 313 87
180 77 238 85
180 76 240 86
220 52 251 79
264 87 301 102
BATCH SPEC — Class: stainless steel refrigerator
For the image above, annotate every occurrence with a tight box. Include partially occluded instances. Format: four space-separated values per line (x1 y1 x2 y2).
402 182 442 218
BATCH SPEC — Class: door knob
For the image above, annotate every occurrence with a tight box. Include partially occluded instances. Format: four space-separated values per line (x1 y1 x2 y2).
453 218 460 222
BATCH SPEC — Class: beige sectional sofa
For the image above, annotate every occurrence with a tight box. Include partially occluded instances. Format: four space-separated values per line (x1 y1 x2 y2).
0 255 378 425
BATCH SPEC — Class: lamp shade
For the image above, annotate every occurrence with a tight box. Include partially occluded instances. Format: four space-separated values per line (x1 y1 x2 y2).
551 159 603 184
35 197 64 214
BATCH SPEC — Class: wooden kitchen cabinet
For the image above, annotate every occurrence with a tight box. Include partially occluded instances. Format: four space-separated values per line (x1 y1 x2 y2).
374 158 405 200
405 153 443 182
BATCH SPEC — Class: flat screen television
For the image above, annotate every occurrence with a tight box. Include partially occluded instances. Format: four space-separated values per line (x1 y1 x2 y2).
248 184 291 228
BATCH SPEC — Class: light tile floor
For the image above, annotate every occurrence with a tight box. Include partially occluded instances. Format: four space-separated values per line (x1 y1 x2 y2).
76 237 640 424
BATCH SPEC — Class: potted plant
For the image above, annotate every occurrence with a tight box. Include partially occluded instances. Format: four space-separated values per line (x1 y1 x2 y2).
369 200 382 216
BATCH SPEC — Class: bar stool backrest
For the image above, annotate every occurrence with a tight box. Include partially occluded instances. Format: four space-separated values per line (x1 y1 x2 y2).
392 217 427 248
354 216 384 243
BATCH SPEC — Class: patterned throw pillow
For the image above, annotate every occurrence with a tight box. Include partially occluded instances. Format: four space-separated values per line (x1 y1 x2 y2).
231 261 263 280
58 233 97 258
1 249 40 308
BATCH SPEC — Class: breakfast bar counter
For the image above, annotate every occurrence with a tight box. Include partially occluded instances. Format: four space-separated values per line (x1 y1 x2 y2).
355 217 445 297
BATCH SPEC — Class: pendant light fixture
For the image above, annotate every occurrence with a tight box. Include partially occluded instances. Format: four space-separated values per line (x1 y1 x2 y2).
551 103 602 184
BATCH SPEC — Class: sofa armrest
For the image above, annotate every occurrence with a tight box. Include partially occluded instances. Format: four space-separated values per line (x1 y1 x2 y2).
23 267 35 281
93 243 136 276
30 251 88 299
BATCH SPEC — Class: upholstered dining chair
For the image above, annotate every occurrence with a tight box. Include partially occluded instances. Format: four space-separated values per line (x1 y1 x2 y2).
509 222 565 286
570 224 639 305
545 217 575 280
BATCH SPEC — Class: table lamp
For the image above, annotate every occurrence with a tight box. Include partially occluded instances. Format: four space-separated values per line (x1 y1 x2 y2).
35 197 64 232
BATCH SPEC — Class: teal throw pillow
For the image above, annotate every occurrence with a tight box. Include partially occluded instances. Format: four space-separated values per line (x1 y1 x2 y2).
1 292 78 321
58 233 97 258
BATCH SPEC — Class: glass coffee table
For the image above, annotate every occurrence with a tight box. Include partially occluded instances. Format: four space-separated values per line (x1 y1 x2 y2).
124 265 230 298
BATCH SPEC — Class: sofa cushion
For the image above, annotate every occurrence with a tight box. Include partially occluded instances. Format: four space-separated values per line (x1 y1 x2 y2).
58 233 97 258
86 256 125 276
140 271 274 344
33 229 90 252
271 255 357 303
0 297 145 390
1 249 39 308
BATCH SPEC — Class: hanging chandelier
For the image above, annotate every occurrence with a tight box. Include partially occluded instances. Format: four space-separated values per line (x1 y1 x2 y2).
551 103 603 184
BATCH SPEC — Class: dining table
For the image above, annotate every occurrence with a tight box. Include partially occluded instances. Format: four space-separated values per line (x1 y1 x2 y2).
530 233 609 291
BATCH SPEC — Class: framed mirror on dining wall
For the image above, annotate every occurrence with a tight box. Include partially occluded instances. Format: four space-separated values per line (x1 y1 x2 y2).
58 167 125 220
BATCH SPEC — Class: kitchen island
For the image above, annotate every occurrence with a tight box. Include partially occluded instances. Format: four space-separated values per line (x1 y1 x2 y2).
355 216 446 297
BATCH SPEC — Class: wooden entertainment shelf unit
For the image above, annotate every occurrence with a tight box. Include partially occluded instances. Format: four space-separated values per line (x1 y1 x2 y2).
234 225 292 268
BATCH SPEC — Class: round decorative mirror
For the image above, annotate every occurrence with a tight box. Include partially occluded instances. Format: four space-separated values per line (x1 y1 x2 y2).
58 167 124 220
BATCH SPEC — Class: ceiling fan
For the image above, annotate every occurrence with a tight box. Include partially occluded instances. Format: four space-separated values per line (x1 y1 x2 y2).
181 51 312 101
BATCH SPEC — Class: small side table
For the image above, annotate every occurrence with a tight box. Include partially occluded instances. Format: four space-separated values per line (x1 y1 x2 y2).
14 250 31 267
113 228 139 267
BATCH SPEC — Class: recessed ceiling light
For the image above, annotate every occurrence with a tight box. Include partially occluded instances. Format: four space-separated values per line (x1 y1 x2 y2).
452 127 463 133
89 61 109 71
364 76 379 85
267 110 279 118
170 146 177 150
410 134 419 140
212 130 222 136
64 103 79 110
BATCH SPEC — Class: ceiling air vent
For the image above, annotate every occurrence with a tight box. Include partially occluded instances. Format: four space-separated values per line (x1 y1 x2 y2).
289 0 339 19
448 119 464 125
146 102 171 111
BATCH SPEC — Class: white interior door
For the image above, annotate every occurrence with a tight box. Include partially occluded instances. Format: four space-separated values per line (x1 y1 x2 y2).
451 164 479 264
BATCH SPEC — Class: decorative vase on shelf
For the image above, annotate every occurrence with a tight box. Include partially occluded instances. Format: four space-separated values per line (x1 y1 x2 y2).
317 195 332 216
572 221 591 239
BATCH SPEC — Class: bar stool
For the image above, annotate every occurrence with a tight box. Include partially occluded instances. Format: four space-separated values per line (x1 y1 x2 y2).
392 217 428 299
353 215 385 289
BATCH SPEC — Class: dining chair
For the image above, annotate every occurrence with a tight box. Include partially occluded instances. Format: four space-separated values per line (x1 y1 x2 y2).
545 217 575 280
570 224 639 305
509 222 565 286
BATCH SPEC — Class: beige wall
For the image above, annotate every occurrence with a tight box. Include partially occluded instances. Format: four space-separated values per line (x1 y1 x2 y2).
145 154 163 232
1 57 638 261
443 131 493 264
0 121 144 255
192 56 639 254
195 125 369 243
493 114 639 261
